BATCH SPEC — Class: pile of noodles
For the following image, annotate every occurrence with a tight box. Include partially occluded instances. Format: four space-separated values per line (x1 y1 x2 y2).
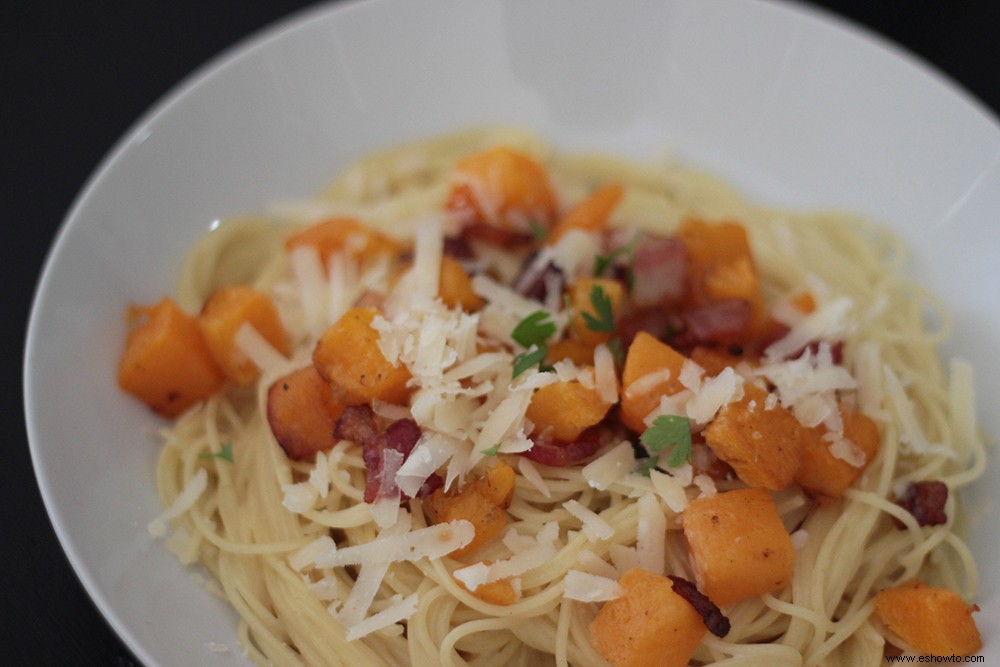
148 128 986 666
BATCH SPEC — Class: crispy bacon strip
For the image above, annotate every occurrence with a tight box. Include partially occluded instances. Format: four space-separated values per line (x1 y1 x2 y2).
630 234 687 308
678 298 751 347
334 405 435 503
519 426 604 467
443 235 476 260
895 480 949 528
668 575 730 638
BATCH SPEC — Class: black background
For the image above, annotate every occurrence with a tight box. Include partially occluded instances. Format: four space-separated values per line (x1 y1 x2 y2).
5 1 999 664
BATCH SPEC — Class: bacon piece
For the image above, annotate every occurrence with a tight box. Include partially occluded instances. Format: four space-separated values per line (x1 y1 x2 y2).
616 308 679 348
630 235 687 308
443 235 476 260
895 480 948 528
677 298 751 347
334 405 426 503
514 252 564 302
519 426 604 467
385 418 421 457
461 222 534 248
668 575 730 638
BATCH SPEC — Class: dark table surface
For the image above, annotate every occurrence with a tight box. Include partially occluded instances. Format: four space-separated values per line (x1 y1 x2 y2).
6 1 999 664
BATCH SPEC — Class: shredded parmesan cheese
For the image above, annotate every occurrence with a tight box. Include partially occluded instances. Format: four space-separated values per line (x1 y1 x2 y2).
313 520 475 568
582 441 636 490
563 499 615 542
765 296 853 361
636 493 666 575
563 570 624 602
594 343 619 404
234 322 288 375
148 468 208 538
883 364 954 458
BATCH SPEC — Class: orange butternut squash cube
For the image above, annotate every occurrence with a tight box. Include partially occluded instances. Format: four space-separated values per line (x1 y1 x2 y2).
702 383 803 490
796 409 880 499
439 256 485 311
547 183 623 245
689 345 757 378
198 284 290 386
681 488 795 606
117 298 224 418
285 216 402 267
874 580 982 656
445 147 557 232
425 462 516 558
545 339 596 366
568 277 625 347
525 375 613 442
678 219 757 304
312 307 411 406
677 219 768 341
620 332 689 434
456 564 520 606
266 366 347 461
590 568 707 667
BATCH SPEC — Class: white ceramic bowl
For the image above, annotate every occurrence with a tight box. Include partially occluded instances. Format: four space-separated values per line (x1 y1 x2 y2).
25 0 1000 664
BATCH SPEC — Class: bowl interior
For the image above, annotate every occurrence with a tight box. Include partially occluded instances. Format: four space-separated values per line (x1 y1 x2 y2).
25 0 1000 663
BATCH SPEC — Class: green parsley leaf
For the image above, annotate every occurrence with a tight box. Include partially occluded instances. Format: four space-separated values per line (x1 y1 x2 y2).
529 219 548 242
635 457 660 477
512 345 549 378
593 232 640 280
199 441 234 463
512 311 557 348
581 284 615 333
594 247 624 277
481 443 502 456
639 415 692 467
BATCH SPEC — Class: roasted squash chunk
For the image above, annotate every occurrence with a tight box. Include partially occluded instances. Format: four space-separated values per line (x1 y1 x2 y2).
425 462 516 558
620 332 689 434
796 408 880 499
567 277 624 347
681 488 795 606
874 579 982 656
456 565 520 606
547 183 623 245
267 366 347 460
285 216 402 267
702 383 803 490
590 568 707 667
199 284 289 386
677 219 767 340
445 147 557 233
312 306 411 406
438 255 485 312
117 298 224 417
525 374 613 442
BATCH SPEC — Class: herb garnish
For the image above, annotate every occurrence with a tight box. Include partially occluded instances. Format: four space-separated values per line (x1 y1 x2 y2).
639 415 693 467
594 232 640 291
511 311 557 348
529 219 549 242
199 441 234 463
510 310 558 378
581 284 615 333
512 345 550 378
481 443 502 456
635 457 660 477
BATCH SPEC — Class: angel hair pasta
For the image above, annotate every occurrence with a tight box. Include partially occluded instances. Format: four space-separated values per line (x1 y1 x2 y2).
118 127 986 666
